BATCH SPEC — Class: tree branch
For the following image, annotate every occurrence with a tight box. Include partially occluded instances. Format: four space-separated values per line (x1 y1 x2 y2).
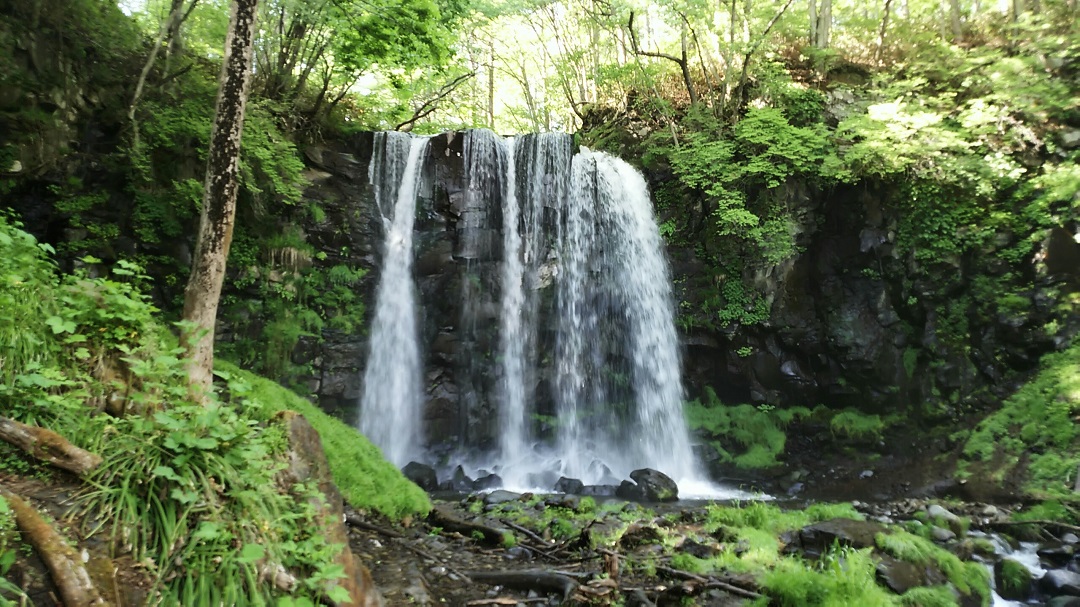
395 71 476 131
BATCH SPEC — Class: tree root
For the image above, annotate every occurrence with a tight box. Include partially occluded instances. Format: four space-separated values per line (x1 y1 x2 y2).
0 416 102 476
464 570 578 601
0 487 110 606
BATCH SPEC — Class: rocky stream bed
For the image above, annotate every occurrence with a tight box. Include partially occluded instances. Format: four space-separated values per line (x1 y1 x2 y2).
7 463 1080 607
349 469 1080 607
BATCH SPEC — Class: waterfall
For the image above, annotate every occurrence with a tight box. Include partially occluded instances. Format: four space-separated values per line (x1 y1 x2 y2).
359 129 711 492
358 133 429 467
498 134 572 487
542 148 698 485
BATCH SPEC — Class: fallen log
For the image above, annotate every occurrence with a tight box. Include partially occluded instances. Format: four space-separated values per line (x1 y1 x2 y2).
0 488 110 606
464 570 578 600
429 505 509 545
0 416 102 476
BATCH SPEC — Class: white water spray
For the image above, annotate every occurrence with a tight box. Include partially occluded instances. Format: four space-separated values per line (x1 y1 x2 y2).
358 133 429 466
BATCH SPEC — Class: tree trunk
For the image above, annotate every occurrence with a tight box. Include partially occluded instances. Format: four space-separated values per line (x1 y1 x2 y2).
815 0 832 48
876 0 894 62
949 0 963 40
487 38 496 129
181 0 259 397
809 0 818 46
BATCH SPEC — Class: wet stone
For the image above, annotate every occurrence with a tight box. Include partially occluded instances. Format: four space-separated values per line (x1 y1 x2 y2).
403 462 438 492
1041 569 1080 597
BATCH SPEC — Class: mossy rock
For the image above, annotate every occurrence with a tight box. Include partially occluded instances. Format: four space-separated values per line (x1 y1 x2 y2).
994 558 1033 601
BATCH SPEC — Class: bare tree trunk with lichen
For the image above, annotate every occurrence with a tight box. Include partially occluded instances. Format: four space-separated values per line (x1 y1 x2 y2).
181 0 259 397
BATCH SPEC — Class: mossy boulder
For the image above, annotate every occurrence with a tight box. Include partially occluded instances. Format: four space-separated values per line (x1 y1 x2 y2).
994 558 1033 601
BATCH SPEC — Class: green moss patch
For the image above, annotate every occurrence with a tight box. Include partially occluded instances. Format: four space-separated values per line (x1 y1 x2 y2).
215 361 430 520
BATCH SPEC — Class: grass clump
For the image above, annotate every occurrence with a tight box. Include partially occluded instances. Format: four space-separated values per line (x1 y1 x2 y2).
997 558 1032 597
875 530 990 604
215 361 430 519
759 547 897 607
686 387 811 468
960 339 1080 496
899 586 958 607
829 408 888 441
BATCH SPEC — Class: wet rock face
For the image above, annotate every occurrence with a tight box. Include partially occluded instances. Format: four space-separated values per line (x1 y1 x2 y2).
289 131 1078 459
673 180 1076 416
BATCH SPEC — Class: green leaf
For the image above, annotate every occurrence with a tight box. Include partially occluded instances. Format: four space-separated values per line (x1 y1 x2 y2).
192 521 223 541
326 585 352 603
237 543 265 564
45 316 76 334
152 465 183 483
170 488 198 504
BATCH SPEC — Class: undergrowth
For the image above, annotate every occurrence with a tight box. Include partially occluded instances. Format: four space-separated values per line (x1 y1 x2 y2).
959 339 1080 496
0 215 424 604
215 361 430 519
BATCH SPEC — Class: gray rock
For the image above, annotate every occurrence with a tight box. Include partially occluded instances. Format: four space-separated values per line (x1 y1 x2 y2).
483 490 522 505
615 480 645 501
927 504 964 535
474 473 502 490
1060 128 1080 150
792 518 888 558
447 465 475 491
1041 569 1080 596
580 484 617 497
1048 597 1080 607
876 555 930 594
931 526 956 542
1039 542 1076 568
629 468 679 502
1064 533 1080 545
554 477 584 494
402 461 438 492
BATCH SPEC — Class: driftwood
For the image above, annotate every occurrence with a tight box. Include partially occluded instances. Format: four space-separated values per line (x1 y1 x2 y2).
429 505 509 545
464 570 578 601
0 488 110 606
0 416 102 476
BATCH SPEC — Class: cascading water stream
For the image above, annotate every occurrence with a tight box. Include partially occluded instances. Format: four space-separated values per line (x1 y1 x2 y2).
358 133 429 467
544 148 699 485
497 136 528 485
359 128 723 494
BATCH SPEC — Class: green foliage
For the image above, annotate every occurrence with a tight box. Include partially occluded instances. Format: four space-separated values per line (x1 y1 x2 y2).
219 253 367 390
898 586 958 607
686 387 810 468
761 547 897 607
875 530 990 603
0 215 60 385
829 409 887 441
668 107 836 267
0 219 419 604
960 340 1080 495
0 496 25 606
997 558 1031 597
215 362 430 519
